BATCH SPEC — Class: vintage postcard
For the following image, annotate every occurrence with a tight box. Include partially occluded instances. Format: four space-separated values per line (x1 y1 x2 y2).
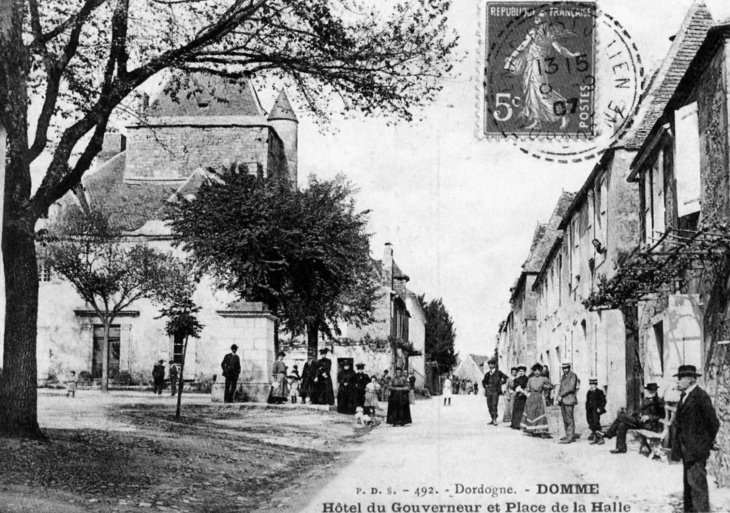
0 0 729 513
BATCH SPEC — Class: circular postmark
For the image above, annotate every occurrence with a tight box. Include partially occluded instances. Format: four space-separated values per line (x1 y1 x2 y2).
482 2 644 163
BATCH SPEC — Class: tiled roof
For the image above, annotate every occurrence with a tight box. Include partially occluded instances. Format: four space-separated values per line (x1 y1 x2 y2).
393 261 410 280
524 191 576 273
624 1 714 151
268 90 298 122
83 152 181 232
148 72 264 118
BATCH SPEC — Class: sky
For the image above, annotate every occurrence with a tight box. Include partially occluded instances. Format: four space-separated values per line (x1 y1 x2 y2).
256 0 730 359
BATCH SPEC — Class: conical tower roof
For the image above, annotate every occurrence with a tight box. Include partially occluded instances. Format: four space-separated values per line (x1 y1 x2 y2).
267 90 298 122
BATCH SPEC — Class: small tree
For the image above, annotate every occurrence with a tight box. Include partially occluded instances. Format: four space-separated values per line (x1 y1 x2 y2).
418 294 458 374
42 207 186 392
158 296 203 419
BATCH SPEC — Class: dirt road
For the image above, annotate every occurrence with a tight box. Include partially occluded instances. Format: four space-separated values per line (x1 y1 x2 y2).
259 395 730 513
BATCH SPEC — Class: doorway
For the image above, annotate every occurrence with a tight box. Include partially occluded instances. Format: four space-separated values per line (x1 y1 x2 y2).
92 325 121 378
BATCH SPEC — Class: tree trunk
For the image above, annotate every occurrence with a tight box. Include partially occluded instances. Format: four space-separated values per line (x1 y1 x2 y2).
0 0 41 438
0 219 42 438
621 305 642 413
101 318 111 393
176 336 188 419
702 255 730 373
307 323 319 362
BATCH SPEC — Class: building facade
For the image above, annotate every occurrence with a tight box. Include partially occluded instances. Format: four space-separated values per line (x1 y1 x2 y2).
34 72 298 401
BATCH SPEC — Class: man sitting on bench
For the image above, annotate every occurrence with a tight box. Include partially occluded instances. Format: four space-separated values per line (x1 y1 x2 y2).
600 383 664 454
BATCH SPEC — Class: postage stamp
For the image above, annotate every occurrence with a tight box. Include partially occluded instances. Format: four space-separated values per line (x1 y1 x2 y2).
480 1 645 163
484 2 597 138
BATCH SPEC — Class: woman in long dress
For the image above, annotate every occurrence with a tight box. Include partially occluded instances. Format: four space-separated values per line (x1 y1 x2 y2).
521 363 553 437
510 366 529 429
270 351 289 404
337 362 357 414
315 348 335 405
386 368 412 426
502 367 517 423
503 11 581 130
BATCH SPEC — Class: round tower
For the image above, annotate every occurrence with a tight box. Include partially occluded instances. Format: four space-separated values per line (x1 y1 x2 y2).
267 90 299 186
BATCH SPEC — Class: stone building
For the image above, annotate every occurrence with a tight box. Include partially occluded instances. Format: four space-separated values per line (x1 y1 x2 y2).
621 8 730 483
282 243 427 390
34 72 298 401
498 1 713 430
532 151 639 424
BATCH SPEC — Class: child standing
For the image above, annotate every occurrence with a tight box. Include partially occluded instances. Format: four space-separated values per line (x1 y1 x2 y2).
364 375 381 415
442 376 453 406
288 365 301 404
586 378 606 444
66 370 78 398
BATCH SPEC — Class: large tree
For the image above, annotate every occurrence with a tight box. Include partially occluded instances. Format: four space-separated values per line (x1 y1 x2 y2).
167 171 380 357
0 0 456 436
418 294 457 374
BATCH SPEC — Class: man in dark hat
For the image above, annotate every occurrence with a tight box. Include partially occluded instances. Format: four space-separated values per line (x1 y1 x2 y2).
671 365 720 513
482 359 508 426
152 359 165 395
354 363 370 409
557 361 579 443
600 382 664 453
315 348 335 405
221 344 241 403
585 378 606 445
300 352 317 404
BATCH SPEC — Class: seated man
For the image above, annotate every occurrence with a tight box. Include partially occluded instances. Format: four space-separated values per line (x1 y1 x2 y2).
600 383 664 454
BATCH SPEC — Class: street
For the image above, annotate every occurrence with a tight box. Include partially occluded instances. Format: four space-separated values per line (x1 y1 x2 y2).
258 395 730 513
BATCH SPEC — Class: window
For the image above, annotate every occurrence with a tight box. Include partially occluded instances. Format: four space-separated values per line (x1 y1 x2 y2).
38 261 52 282
653 321 664 375
570 218 580 285
642 168 653 243
674 102 701 218
652 154 666 236
172 332 185 364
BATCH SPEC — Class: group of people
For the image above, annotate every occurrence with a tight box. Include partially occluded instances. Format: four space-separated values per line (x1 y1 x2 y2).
484 359 720 513
152 359 180 396
219 344 417 427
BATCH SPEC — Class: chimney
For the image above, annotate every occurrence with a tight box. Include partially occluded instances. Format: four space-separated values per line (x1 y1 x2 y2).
98 132 126 163
382 243 394 288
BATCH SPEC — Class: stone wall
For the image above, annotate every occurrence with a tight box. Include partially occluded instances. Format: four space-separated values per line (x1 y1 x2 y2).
125 122 280 180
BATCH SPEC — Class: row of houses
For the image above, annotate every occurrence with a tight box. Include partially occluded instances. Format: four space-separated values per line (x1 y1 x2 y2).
497 1 730 482
16 71 427 401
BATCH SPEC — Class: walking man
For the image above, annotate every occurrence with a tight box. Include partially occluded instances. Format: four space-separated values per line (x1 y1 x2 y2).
169 361 179 397
152 359 165 395
601 383 664 453
557 361 578 443
482 359 508 426
671 365 720 513
221 344 241 403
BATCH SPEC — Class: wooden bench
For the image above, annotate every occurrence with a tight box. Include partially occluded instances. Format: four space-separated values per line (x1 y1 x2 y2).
630 404 676 462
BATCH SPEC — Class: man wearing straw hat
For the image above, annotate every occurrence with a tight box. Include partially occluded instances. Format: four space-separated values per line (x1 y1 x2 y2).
671 365 720 513
557 361 579 444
